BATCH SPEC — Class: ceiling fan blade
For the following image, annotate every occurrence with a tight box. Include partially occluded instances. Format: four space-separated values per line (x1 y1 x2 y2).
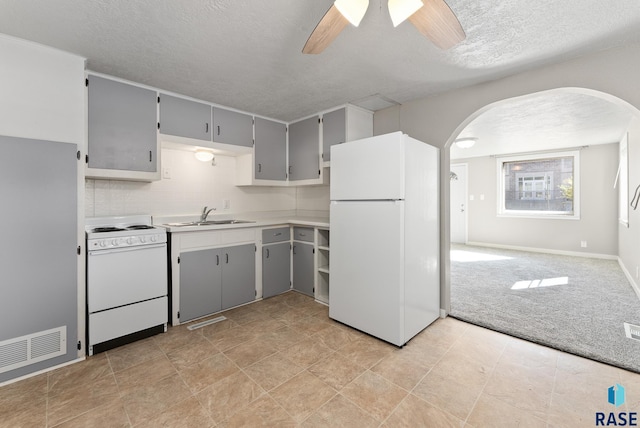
302 4 349 54
408 0 465 49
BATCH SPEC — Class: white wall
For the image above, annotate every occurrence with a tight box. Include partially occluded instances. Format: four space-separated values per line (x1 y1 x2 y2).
453 143 619 256
374 43 640 311
619 117 640 292
86 148 298 218
0 34 85 144
296 185 330 216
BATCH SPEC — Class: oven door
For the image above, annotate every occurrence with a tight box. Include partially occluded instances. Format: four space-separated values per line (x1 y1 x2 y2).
87 243 167 313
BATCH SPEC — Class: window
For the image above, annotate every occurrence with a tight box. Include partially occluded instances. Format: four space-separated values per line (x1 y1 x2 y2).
497 151 580 218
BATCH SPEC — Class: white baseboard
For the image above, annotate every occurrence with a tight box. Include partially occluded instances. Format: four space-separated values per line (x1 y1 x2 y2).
618 258 640 301
0 356 85 387
464 241 618 260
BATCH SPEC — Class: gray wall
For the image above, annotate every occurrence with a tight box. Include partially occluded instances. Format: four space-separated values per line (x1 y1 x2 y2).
373 43 640 311
453 143 619 256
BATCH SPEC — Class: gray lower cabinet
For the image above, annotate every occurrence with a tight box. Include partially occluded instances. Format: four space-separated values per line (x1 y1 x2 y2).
289 115 320 181
179 248 222 322
254 117 287 181
179 244 255 322
87 75 157 173
292 242 314 297
212 107 253 147
159 93 212 142
221 244 256 309
262 242 291 298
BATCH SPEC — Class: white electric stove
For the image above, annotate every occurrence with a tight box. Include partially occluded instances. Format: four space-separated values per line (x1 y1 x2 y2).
85 215 168 355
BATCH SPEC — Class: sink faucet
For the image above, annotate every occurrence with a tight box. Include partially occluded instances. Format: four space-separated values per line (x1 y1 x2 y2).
200 206 216 222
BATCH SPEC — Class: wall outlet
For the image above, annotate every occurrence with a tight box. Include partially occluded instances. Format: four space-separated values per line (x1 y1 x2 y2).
580 240 587 248
162 167 171 179
469 195 475 201
480 194 485 201
223 199 230 210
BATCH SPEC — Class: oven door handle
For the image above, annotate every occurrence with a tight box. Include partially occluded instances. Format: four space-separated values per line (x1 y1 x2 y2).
88 243 166 256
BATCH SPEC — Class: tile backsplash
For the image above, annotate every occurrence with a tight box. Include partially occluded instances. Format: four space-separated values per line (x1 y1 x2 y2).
85 148 329 218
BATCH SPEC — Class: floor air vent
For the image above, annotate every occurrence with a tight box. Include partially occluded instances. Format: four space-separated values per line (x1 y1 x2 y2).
624 322 640 342
187 316 227 331
0 326 66 374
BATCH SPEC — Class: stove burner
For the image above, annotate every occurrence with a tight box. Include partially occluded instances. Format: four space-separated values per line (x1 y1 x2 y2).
92 226 126 233
126 224 155 230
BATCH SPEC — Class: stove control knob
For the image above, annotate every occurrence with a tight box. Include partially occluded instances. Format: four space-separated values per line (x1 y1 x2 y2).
111 239 118 246
139 236 146 243
150 235 157 242
126 237 133 245
99 240 107 248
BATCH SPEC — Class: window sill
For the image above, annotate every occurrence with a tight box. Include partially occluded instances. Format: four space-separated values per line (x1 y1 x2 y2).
498 213 580 220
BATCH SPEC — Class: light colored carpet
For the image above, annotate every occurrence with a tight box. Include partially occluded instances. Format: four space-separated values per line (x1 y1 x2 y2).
450 244 640 373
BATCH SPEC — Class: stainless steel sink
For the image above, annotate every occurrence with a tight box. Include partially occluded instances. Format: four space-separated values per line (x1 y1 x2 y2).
199 220 255 225
165 220 255 227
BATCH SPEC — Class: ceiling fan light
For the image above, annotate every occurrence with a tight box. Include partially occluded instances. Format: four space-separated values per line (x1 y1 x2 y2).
388 0 423 27
334 0 369 27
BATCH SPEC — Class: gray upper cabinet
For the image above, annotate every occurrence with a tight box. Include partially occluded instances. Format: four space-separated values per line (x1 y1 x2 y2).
322 105 373 163
289 115 320 181
159 94 211 142
254 117 287 181
322 107 346 162
87 75 158 174
212 107 253 147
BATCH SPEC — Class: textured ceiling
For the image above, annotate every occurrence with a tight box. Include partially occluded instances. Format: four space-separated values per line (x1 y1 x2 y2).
2 0 640 123
450 91 634 159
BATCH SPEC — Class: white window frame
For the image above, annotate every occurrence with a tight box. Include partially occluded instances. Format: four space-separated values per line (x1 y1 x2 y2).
496 150 580 219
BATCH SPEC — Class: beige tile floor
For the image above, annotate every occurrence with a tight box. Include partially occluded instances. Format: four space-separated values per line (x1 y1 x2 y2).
1 291 639 427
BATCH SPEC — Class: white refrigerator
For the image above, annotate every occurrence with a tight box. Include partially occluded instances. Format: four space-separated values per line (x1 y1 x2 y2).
329 131 440 346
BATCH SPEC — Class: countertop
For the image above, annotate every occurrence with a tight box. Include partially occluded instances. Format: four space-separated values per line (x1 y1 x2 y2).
158 216 329 233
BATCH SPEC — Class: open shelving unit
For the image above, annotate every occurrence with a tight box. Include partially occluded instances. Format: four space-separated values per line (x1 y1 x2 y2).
315 228 330 304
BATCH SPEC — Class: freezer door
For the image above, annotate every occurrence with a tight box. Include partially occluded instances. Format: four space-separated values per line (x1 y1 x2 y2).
329 200 405 345
330 132 405 201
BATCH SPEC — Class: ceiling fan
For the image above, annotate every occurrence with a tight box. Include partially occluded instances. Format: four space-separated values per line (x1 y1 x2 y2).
302 0 465 54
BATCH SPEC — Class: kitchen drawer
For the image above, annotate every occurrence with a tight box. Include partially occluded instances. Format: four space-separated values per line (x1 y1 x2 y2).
293 227 314 242
262 227 290 244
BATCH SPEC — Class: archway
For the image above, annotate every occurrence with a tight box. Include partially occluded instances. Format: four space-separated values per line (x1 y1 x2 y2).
442 87 640 371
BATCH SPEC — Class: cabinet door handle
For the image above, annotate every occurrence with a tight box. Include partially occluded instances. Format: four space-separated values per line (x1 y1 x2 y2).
149 151 152 162
274 232 282 236
299 233 306 237
217 125 221 136
206 122 209 133
293 245 296 255
258 163 262 173
266 248 270 258
288 166 292 174
216 254 219 265
225 253 229 264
